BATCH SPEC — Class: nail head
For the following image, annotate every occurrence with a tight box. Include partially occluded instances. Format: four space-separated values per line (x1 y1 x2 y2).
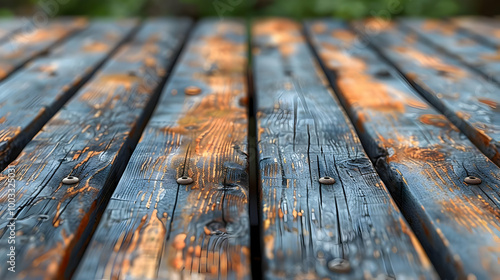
464 176 481 185
177 176 193 185
185 86 202 95
319 176 335 185
62 176 79 184
328 258 350 273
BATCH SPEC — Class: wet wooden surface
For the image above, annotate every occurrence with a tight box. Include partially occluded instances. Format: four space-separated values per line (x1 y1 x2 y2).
75 19 250 280
0 16 499 280
0 19 189 279
307 19 500 280
351 19 500 168
253 18 436 279
0 19 138 172
0 18 87 81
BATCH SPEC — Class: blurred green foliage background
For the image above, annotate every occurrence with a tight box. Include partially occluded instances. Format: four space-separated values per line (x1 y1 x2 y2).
0 0 493 19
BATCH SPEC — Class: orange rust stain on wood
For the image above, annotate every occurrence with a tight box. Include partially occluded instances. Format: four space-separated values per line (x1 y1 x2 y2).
53 182 98 227
317 41 408 114
7 19 86 49
331 29 357 43
481 51 500 61
419 114 457 130
149 23 250 279
82 41 110 52
438 197 500 234
253 19 303 57
407 99 428 109
478 98 498 109
421 20 456 36
405 147 446 162
361 17 395 33
37 64 58 75
378 136 446 163
96 73 141 91
405 33 418 44
110 213 149 279
264 234 275 260
475 128 493 147
311 22 327 33
201 35 246 72
28 229 74 279
0 67 7 79
393 47 467 78
0 126 21 142
126 210 167 278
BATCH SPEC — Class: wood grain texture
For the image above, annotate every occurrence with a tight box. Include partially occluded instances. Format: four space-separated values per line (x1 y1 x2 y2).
0 18 190 280
399 18 500 84
307 19 500 280
74 19 250 280
0 18 87 81
0 19 138 172
351 19 500 167
451 16 500 48
253 18 436 279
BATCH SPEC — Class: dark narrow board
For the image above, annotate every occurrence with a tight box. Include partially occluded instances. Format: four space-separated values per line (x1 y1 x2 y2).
252 19 436 279
0 19 24 44
351 19 500 167
0 18 87 81
451 16 500 48
74 19 250 280
0 19 191 279
0 19 138 172
399 18 500 83
307 19 500 280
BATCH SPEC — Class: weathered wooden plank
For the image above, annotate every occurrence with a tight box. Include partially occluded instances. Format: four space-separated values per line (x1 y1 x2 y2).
307 19 500 280
351 19 500 167
253 19 436 279
0 19 24 43
399 18 500 83
0 18 190 279
451 16 500 48
0 19 138 172
0 18 87 81
74 19 249 280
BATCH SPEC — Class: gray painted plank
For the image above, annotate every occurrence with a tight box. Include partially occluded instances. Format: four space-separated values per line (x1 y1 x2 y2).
253 18 436 279
351 19 500 167
0 18 87 81
0 18 190 279
0 19 138 172
451 16 500 48
399 18 500 84
74 19 250 280
307 19 500 280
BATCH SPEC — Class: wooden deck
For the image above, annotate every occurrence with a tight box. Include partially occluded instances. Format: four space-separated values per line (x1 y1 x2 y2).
0 17 499 280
